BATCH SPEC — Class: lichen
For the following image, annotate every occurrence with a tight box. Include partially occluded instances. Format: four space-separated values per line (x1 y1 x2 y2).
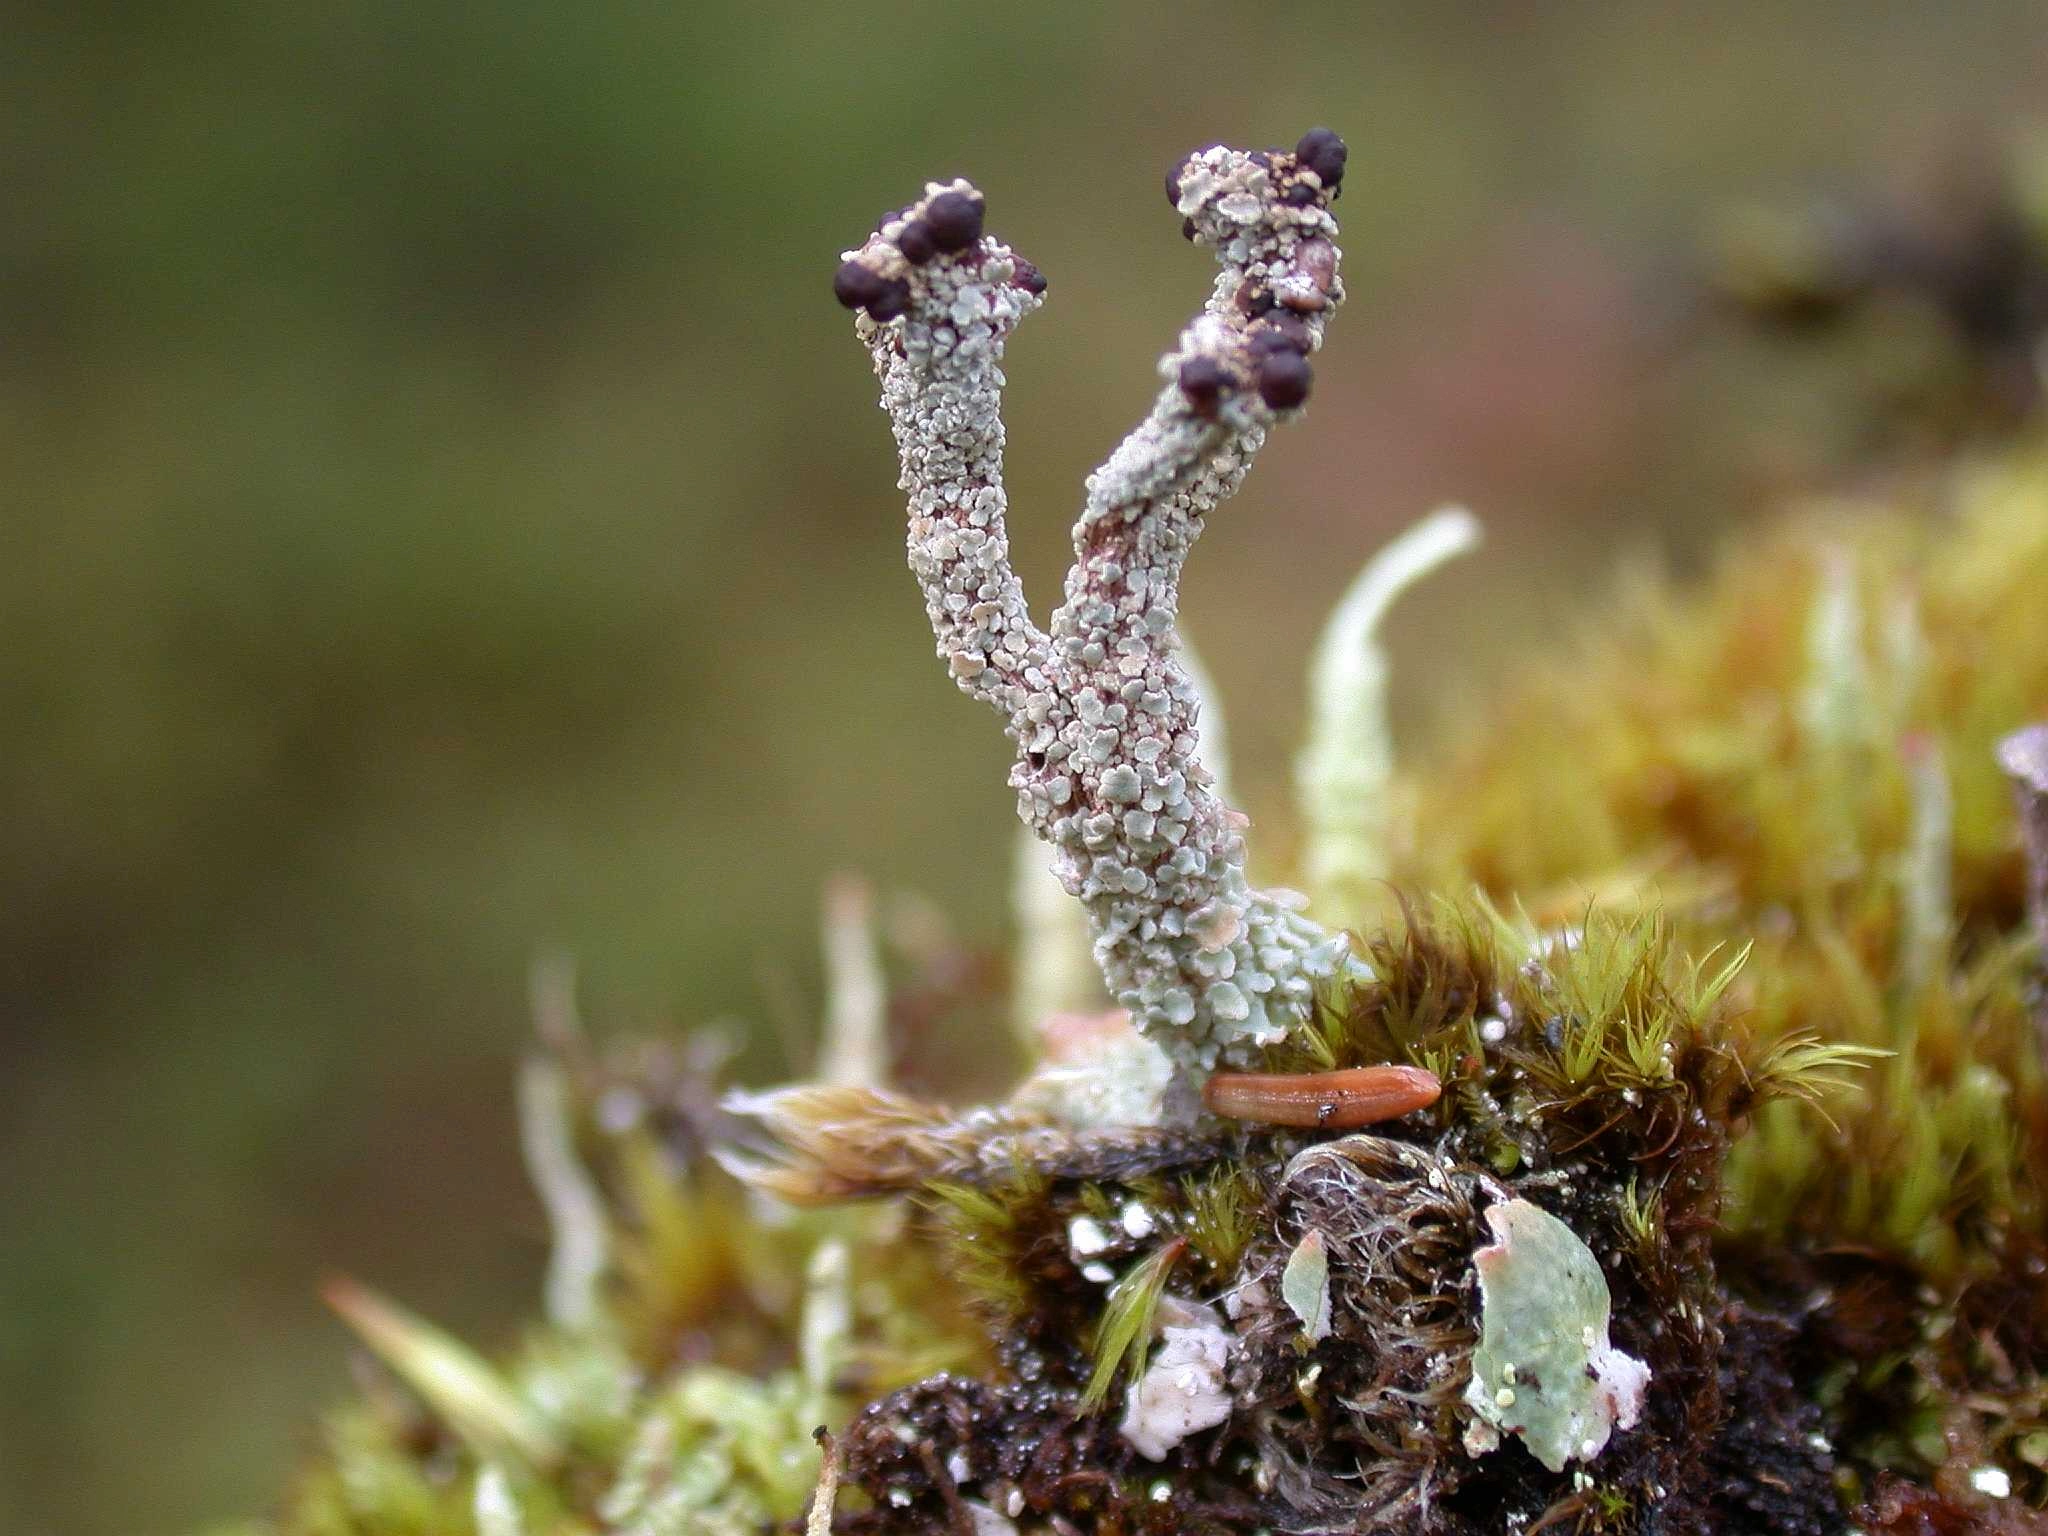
839 135 1361 1102
240 132 2048 1536
1461 1197 1650 1474
1115 1295 1233 1459
1296 504 1481 926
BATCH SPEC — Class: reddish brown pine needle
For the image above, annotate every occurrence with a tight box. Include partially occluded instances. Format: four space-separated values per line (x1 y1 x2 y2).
1203 1064 1442 1129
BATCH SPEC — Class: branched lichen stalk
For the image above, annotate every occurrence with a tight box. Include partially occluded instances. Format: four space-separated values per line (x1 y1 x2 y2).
837 132 1357 1111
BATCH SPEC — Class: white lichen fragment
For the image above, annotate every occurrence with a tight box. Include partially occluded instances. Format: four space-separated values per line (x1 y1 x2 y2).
1971 1466 2014 1499
817 874 889 1090
1117 1298 1234 1460
1280 1228 1333 1342
2000 723 2048 965
516 1054 609 1333
1799 544 1878 756
847 141 1361 1104
473 1464 524 1536
1296 505 1482 922
1068 1215 1113 1259
799 1239 853 1426
1121 1199 1156 1239
1897 733 1953 988
1462 1198 1649 1474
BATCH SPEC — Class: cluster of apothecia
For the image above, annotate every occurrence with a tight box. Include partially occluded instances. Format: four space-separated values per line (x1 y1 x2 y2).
833 183 1044 323
835 128 1343 417
1166 127 1346 413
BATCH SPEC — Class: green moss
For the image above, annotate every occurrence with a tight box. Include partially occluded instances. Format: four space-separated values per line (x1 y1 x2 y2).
1372 442 2048 1518
1180 1164 1263 1279
1079 1238 1185 1411
921 1173 1048 1323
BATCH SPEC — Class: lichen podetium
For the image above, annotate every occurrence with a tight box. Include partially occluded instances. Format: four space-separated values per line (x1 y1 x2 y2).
835 134 1358 1114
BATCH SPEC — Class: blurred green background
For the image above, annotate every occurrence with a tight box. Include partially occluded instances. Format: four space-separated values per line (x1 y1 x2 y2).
5 3 2045 1529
